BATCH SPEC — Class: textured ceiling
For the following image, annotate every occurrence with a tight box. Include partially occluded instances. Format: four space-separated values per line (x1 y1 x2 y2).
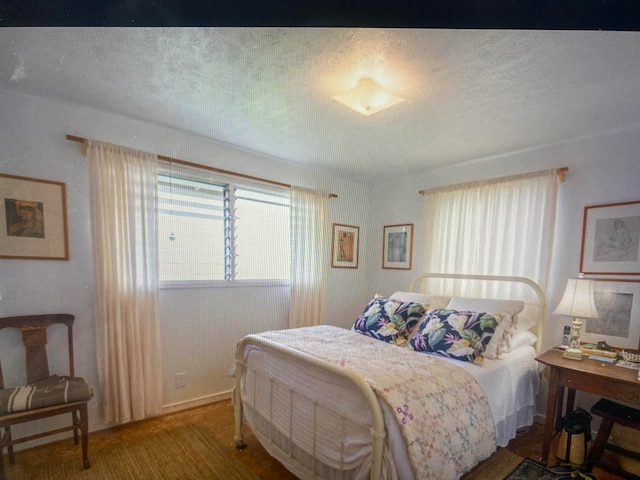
1 28 639 184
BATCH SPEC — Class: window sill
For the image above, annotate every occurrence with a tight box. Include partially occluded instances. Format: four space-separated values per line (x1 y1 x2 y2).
160 279 290 290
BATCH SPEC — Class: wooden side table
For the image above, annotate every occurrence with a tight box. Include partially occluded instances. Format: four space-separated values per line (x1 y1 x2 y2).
536 348 640 464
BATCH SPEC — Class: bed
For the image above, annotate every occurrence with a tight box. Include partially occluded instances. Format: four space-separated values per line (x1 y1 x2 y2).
233 273 547 480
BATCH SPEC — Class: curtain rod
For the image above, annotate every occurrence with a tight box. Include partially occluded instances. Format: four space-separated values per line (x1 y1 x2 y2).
66 134 337 198
418 166 568 196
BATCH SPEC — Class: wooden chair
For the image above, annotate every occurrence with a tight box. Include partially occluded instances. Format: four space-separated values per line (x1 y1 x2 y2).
0 314 92 480
585 398 640 480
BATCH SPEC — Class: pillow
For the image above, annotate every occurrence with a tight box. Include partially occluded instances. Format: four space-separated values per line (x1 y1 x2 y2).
352 296 427 346
409 309 498 365
446 297 525 359
508 330 538 351
499 316 538 353
513 314 536 333
482 313 511 359
390 292 451 310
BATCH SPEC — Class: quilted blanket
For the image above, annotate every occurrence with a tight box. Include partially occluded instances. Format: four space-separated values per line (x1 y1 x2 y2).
255 325 496 479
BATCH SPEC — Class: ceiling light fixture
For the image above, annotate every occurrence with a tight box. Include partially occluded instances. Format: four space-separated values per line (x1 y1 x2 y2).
331 77 405 116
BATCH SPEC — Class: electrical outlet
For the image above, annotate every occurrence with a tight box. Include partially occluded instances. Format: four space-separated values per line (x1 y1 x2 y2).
175 372 186 389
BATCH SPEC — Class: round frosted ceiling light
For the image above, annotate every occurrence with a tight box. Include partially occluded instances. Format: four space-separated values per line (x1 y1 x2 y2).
332 77 405 116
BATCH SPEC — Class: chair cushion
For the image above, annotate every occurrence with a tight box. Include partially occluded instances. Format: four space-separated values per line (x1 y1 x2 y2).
0 375 92 414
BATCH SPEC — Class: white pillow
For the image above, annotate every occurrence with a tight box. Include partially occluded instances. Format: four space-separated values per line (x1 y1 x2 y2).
508 330 538 351
498 314 537 353
513 314 535 333
446 297 525 359
390 292 451 310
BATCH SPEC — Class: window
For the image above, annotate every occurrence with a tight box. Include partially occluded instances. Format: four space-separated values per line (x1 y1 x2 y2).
234 188 290 280
158 165 290 285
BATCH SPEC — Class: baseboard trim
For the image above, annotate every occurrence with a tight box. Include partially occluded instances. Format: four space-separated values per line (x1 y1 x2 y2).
162 390 233 415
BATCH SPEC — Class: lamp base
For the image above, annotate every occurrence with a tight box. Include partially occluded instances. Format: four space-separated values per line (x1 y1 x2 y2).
563 347 583 361
563 317 584 361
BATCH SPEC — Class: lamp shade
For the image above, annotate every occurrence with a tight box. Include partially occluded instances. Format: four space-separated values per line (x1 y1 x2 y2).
553 277 599 319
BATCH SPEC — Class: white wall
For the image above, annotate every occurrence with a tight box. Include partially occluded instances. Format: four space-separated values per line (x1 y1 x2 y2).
0 88 374 441
370 126 640 417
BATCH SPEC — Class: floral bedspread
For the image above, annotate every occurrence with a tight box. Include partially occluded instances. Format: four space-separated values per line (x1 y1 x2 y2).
255 325 496 479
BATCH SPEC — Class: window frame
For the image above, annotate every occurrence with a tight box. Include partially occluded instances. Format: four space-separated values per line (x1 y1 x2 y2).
157 163 291 289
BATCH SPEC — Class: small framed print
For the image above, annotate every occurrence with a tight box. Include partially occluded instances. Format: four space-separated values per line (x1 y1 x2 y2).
331 223 359 268
0 173 69 260
383 224 413 270
580 200 640 275
581 279 640 350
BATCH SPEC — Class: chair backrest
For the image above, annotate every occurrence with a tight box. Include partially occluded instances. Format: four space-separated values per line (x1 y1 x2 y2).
0 314 76 388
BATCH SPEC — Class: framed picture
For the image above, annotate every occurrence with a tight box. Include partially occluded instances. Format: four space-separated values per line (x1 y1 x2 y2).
383 224 413 270
581 279 640 350
0 173 69 260
331 223 359 268
580 200 640 275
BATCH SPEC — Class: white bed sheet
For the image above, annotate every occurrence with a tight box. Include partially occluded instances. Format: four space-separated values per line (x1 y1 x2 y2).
448 346 540 446
240 342 538 480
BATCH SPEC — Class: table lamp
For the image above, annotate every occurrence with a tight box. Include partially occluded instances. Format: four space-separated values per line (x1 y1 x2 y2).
553 276 599 361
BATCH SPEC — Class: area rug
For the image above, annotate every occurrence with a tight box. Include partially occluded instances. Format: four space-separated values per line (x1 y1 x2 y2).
505 458 568 480
462 449 575 480
5 424 261 480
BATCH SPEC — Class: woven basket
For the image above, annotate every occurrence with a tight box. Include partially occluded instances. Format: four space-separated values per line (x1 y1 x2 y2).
612 424 640 475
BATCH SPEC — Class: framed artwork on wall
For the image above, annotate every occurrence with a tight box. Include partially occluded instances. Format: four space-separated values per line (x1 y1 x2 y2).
382 223 413 270
581 279 640 350
0 173 69 260
580 200 640 275
331 223 359 268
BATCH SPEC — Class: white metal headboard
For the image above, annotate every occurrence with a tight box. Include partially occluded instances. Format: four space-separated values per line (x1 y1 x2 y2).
409 272 547 353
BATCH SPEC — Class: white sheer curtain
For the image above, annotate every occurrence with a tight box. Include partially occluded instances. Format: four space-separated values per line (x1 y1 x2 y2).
421 169 559 300
86 140 163 424
289 187 330 328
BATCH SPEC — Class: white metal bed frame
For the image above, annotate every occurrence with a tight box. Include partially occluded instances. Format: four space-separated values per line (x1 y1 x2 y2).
233 273 547 480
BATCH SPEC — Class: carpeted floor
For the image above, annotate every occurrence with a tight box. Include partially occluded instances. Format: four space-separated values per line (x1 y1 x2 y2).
3 401 624 480
4 423 260 480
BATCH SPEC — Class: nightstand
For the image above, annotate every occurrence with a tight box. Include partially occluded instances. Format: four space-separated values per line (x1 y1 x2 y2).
535 348 640 464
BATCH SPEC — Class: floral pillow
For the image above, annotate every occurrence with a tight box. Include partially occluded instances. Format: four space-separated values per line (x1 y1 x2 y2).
446 297 524 359
409 309 498 364
352 296 426 346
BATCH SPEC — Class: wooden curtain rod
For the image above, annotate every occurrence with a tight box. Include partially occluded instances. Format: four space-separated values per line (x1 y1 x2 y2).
557 166 569 183
418 166 569 195
66 134 337 198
